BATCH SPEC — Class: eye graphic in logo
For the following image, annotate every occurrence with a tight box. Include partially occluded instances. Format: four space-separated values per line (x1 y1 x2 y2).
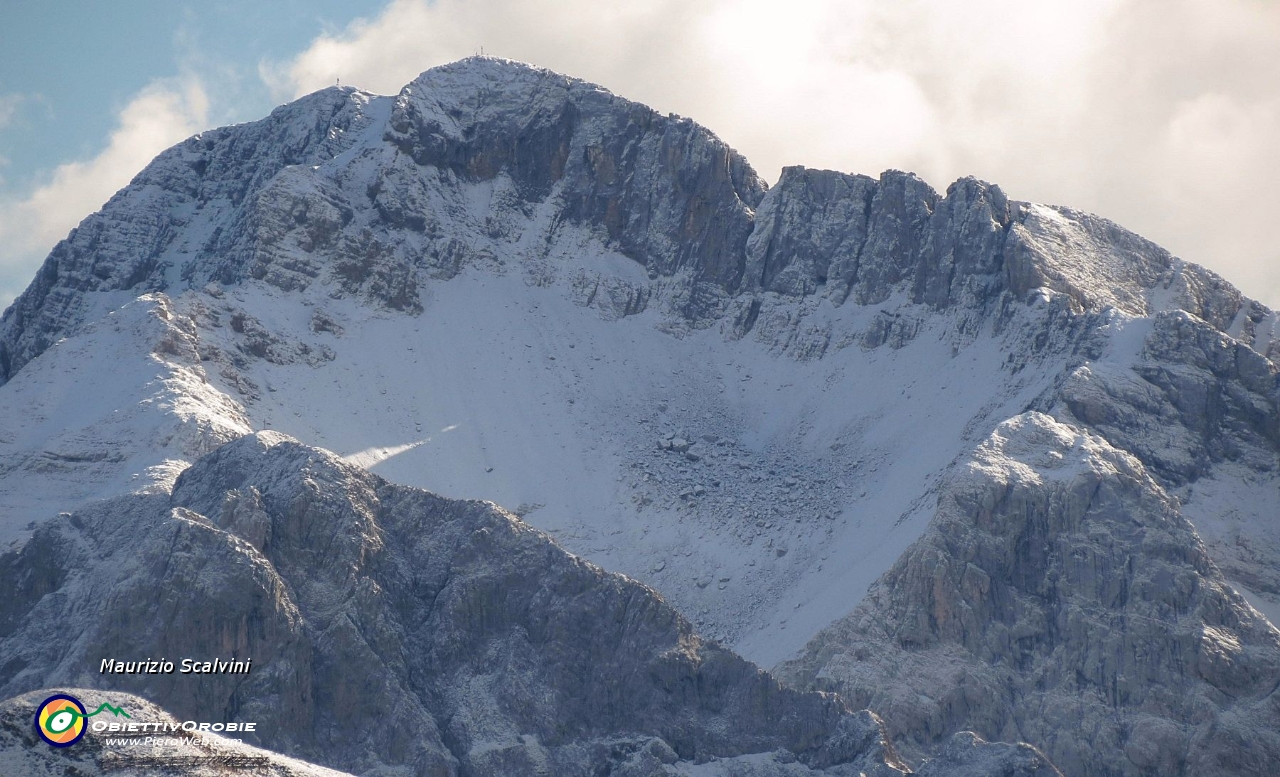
35 694 88 747
33 694 130 747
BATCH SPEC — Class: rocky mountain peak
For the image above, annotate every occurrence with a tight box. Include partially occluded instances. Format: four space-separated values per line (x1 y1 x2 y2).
778 412 1280 775
0 430 1071 776
3 57 1275 387
1 57 1278 777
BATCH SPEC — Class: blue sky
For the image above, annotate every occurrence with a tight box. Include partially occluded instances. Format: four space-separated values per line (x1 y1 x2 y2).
0 1 380 188
2 0 1278 310
0 0 383 306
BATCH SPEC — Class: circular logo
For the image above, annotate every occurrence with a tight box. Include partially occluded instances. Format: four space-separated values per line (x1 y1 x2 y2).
34 694 87 747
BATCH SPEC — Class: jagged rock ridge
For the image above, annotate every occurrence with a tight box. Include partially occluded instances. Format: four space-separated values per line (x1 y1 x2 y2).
0 56 1276 777
778 413 1280 776
2 59 1274 639
4 58 1274 384
0 432 1064 776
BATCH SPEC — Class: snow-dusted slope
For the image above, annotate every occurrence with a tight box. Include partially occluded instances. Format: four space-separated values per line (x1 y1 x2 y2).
778 413 1280 776
0 294 250 537
0 432 925 777
0 265 1089 668
186 268 1078 668
0 56 1277 776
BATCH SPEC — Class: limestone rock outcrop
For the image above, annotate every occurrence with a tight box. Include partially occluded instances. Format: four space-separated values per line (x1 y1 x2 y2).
778 413 1280 777
0 433 925 776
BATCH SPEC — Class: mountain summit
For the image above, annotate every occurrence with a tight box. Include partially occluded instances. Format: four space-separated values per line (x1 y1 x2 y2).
1 58 1277 776
7 57 1271 381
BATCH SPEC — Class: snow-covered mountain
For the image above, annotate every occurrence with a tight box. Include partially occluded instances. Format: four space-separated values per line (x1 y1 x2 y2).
1 57 1277 775
778 412 1280 774
2 432 1064 776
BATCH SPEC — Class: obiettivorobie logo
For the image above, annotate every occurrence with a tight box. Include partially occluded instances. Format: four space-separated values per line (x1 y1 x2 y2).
34 693 131 747
32 690 259 751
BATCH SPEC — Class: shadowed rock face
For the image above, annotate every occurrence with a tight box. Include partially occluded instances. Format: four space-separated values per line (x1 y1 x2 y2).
1060 310 1280 485
1 55 1277 777
0 432 923 777
742 168 1012 311
778 413 1280 777
4 58 1268 387
386 60 767 294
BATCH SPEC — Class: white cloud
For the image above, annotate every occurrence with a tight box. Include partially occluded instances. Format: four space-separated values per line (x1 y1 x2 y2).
261 0 1280 308
0 77 208 308
6 1 1276 311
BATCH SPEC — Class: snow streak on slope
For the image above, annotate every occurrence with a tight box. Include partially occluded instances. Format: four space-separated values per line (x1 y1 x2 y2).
7 248 1270 668
173 263 1065 666
0 57 1275 680
0 294 250 541
1175 467 1280 625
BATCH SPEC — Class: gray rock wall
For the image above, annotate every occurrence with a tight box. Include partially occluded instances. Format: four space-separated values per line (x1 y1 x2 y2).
6 58 1272 387
0 432 923 777
778 413 1280 777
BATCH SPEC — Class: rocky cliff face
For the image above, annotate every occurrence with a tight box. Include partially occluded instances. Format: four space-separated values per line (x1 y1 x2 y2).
0 59 765 382
0 86 378 382
1 56 1279 777
0 431 1062 776
778 413 1280 776
6 58 1273 384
